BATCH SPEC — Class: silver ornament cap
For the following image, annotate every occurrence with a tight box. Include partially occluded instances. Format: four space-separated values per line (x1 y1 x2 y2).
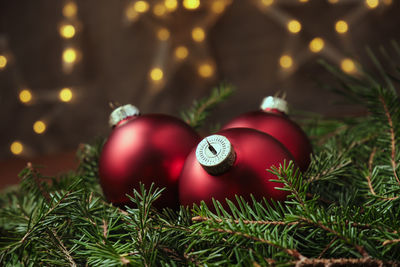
196 134 236 175
260 96 289 114
108 104 140 128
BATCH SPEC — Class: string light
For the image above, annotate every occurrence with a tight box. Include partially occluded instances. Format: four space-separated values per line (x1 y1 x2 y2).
279 55 293 69
198 63 214 78
175 46 189 60
157 28 170 41
153 3 167 16
212 1 226 14
59 24 76 39
164 0 178 11
134 1 150 13
59 88 73 102
341 58 356 73
0 55 7 69
183 0 200 10
19 89 32 104
62 48 77 63
287 20 301 34
150 67 163 81
10 141 23 155
192 27 205 42
309 37 325 53
33 120 46 134
261 0 274 6
62 2 77 18
335 20 348 34
365 0 379 9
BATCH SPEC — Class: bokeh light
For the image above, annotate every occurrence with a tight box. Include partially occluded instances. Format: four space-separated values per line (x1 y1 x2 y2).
335 20 349 34
175 46 189 60
287 20 302 34
309 37 325 53
192 27 205 42
19 89 32 104
150 68 164 81
59 24 76 39
183 0 200 10
280 55 293 69
341 58 356 73
59 88 73 102
10 141 23 155
33 120 47 134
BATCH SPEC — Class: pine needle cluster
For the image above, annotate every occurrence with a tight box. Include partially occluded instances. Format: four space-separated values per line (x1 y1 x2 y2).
1 44 400 266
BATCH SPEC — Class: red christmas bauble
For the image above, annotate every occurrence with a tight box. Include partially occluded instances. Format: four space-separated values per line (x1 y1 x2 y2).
99 105 201 209
179 128 297 208
222 96 312 171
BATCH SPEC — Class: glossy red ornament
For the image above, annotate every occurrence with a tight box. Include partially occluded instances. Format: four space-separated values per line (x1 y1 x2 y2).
99 105 201 209
222 96 312 171
179 128 297 208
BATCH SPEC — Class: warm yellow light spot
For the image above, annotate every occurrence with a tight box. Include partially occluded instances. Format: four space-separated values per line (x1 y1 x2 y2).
125 4 139 21
59 88 73 102
335 20 348 34
63 48 77 63
164 0 178 11
198 63 214 78
328 0 339 3
299 0 308 2
153 3 167 16
10 141 23 155
365 0 379 9
59 24 76 39
62 2 78 18
287 20 301 34
192 27 205 42
134 1 149 13
280 55 293 69
261 0 274 6
212 0 225 13
0 55 7 69
157 28 170 41
175 46 189 60
341 58 356 73
33 121 46 134
383 0 392 5
19 89 32 103
150 68 163 81
183 0 200 10
309 37 325 53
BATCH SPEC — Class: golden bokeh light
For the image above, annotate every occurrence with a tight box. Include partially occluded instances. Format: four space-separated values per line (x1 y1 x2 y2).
335 20 348 34
309 37 325 53
59 24 76 39
341 58 356 73
212 1 226 13
150 68 164 81
153 3 167 16
192 27 205 42
365 0 379 9
62 48 77 63
175 46 189 60
125 4 139 21
62 2 78 18
183 0 200 10
19 89 32 103
279 55 293 69
157 28 170 41
59 88 73 102
33 120 47 134
164 0 178 11
261 0 274 6
299 0 308 2
134 1 150 13
10 141 23 155
328 0 339 3
287 20 301 34
0 55 7 69
198 63 214 78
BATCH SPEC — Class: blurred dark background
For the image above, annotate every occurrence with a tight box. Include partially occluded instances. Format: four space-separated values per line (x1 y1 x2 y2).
0 0 399 188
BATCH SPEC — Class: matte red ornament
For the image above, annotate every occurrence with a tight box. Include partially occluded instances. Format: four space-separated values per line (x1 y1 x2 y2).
222 96 312 171
99 104 201 209
179 128 297 208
